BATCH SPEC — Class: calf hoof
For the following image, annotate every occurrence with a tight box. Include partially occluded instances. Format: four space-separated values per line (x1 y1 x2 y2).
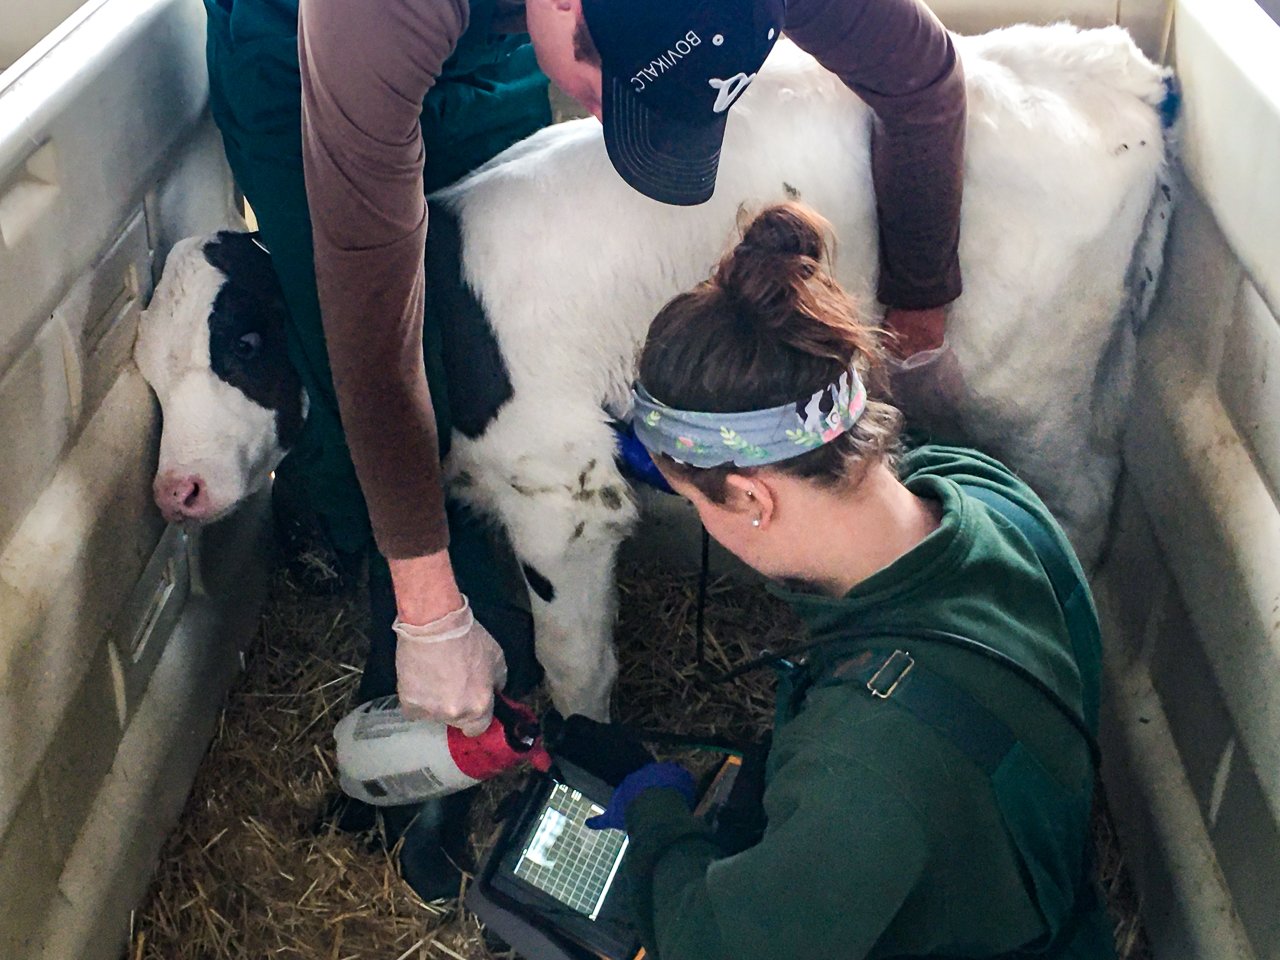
390 793 474 903
312 791 378 839
551 690 612 723
398 837 465 904
314 791 472 902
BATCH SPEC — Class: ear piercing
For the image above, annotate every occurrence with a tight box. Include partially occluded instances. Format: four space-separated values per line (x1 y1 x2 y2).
752 517 761 528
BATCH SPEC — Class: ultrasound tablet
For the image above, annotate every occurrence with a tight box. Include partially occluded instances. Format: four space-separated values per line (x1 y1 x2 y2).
467 756 743 960
469 759 640 960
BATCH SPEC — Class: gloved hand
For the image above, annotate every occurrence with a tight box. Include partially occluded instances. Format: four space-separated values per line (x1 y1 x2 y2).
886 339 968 443
586 763 697 831
541 712 655 786
393 596 507 737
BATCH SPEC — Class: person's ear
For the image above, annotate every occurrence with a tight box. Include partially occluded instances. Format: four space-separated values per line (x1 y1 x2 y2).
724 473 777 530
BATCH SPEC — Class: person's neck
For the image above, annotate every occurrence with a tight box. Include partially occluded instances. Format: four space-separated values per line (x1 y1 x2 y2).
784 463 941 598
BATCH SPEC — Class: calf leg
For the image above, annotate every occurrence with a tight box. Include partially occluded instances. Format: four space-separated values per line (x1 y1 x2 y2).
519 538 622 721
482 461 637 721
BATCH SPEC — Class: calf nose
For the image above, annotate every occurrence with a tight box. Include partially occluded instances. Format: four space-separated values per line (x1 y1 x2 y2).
154 472 212 523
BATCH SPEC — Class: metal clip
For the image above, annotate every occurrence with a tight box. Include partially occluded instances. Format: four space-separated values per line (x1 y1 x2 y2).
867 649 915 699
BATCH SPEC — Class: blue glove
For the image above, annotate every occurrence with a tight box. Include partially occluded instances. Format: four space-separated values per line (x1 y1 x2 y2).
586 762 696 831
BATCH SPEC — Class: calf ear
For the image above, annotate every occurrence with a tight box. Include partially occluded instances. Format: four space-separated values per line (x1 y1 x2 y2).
203 231 289 319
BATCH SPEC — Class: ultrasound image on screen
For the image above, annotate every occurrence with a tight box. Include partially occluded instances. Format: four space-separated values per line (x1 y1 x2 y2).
513 782 629 920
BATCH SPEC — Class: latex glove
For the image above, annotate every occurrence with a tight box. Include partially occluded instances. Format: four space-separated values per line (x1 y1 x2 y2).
541 712 654 787
586 762 697 831
393 596 507 737
886 339 968 444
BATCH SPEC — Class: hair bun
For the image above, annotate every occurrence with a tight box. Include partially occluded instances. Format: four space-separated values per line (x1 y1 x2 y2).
737 203 828 263
714 202 839 339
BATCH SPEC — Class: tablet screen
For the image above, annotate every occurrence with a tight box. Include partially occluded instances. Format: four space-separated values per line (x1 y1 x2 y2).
512 781 630 920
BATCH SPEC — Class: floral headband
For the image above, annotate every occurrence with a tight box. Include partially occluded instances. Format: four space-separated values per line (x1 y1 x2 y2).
630 366 868 468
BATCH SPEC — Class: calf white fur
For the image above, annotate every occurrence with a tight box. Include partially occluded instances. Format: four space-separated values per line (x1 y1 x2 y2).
136 27 1173 718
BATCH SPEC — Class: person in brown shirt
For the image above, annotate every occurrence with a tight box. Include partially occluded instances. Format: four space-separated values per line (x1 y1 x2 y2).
298 0 965 734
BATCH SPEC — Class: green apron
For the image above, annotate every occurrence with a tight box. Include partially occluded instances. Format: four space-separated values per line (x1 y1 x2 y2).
203 0 551 621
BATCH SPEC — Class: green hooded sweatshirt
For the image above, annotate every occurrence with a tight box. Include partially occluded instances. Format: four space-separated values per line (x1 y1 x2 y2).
622 445 1108 960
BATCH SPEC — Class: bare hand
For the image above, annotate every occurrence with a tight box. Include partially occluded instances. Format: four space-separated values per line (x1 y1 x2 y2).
883 305 948 359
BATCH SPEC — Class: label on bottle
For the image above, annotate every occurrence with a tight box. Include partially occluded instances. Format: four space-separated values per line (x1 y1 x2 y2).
358 764 452 802
353 707 416 742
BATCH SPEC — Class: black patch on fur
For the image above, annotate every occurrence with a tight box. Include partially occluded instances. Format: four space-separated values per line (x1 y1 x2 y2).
521 563 556 603
203 233 305 449
425 200 513 438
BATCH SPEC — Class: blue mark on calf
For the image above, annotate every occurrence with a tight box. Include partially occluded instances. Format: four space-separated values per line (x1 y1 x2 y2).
613 421 674 494
1159 75 1181 131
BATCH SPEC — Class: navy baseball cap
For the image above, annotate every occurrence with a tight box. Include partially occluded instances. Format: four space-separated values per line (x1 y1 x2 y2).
582 0 785 206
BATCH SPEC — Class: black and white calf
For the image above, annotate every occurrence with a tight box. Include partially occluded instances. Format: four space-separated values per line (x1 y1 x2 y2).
136 28 1174 718
136 233 304 525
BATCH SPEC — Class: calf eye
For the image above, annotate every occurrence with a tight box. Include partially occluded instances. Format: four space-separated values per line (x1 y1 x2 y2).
234 332 263 360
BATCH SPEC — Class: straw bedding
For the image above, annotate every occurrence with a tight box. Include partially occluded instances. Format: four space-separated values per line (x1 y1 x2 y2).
126 560 1150 959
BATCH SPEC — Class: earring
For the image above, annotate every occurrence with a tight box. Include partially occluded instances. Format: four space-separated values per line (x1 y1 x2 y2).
746 489 756 498
752 517 761 528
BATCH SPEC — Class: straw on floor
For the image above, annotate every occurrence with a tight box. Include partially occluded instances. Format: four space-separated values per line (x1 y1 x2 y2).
127 559 1151 959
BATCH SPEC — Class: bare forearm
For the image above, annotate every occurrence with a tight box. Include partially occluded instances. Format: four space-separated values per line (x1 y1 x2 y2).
388 549 463 623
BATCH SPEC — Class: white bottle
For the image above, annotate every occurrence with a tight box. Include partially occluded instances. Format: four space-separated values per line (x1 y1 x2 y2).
334 695 551 806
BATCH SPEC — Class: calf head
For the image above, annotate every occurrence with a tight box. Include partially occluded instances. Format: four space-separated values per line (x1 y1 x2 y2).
135 232 305 524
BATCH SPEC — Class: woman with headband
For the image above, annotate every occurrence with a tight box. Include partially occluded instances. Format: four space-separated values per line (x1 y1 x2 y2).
572 203 1114 958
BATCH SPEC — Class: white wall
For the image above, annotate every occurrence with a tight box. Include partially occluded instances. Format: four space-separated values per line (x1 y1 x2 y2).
0 1 269 958
1095 2 1280 959
0 0 100 72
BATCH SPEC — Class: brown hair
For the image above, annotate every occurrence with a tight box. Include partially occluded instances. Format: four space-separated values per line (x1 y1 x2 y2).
573 16 601 67
637 202 901 502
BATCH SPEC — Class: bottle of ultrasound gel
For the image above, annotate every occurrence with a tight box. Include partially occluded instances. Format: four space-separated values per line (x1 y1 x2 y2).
334 695 551 806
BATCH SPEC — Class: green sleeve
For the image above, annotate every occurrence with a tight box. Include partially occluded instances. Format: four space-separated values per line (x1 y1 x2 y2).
623 720 930 960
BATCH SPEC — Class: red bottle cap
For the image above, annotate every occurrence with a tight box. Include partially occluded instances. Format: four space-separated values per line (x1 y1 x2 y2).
447 697 552 780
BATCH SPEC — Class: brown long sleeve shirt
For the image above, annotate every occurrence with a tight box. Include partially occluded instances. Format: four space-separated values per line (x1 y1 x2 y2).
298 0 965 560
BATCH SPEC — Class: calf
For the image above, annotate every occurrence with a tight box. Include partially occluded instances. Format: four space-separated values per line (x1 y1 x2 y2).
136 232 304 525
136 27 1174 718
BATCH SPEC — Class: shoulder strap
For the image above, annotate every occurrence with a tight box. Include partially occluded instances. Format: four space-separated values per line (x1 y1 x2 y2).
959 484 1102 731
833 649 1019 776
837 649 1109 958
